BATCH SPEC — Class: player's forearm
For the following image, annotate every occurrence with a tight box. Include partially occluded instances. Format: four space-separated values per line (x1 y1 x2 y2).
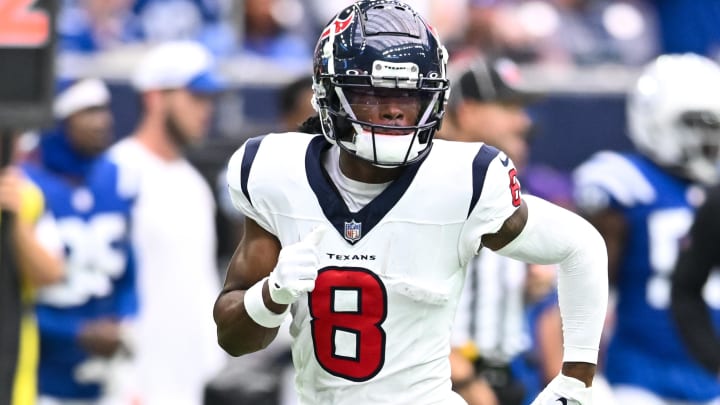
554 226 608 367
498 196 609 377
214 282 284 356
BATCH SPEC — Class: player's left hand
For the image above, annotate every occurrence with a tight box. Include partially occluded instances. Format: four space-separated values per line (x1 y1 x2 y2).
530 374 592 405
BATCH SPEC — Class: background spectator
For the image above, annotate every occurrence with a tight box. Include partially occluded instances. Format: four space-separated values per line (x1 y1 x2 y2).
58 0 135 53
58 0 234 55
108 40 227 405
229 0 313 72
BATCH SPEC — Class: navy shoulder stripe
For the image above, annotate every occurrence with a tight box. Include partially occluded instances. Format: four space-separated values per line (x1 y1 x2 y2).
468 144 500 218
240 136 266 206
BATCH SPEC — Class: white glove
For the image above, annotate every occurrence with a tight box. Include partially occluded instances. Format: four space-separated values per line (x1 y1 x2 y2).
531 374 593 405
268 226 328 305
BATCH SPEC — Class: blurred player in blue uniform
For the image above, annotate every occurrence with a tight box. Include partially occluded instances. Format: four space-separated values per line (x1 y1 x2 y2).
21 78 139 404
573 53 720 404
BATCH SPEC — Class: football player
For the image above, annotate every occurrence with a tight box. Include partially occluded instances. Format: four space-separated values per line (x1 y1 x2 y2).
573 53 720 404
215 1 608 404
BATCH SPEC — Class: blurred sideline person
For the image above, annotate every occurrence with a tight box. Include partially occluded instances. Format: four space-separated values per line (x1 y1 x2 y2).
438 56 536 405
215 2 608 405
573 53 720 404
1 136 65 405
108 40 226 405
671 185 720 379
20 78 140 405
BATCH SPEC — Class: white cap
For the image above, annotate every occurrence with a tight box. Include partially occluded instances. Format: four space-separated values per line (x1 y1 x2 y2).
53 78 111 119
131 40 226 93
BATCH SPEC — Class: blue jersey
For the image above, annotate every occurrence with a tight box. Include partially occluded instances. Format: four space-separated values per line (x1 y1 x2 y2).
23 155 138 400
574 151 720 401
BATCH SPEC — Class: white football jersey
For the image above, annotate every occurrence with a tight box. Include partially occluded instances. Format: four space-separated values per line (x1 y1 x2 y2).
226 133 521 405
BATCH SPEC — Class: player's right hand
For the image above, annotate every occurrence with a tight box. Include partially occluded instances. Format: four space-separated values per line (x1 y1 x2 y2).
530 374 592 405
78 318 123 357
268 226 328 305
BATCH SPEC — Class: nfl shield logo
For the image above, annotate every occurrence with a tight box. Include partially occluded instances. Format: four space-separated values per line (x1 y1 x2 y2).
344 220 362 242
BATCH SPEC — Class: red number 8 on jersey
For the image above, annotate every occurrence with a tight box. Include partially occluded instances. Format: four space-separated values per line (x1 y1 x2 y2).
309 267 388 381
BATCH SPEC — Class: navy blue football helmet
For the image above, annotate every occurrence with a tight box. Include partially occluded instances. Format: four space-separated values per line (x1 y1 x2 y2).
312 0 450 167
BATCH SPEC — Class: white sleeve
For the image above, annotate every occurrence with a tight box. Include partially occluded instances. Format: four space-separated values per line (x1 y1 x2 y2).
226 142 275 234
496 195 608 364
459 151 522 263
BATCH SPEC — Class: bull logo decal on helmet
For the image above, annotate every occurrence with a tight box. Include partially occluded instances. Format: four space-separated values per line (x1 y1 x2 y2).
320 10 355 40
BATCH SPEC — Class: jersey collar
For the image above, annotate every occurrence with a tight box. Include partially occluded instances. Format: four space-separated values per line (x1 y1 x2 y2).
305 136 425 245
